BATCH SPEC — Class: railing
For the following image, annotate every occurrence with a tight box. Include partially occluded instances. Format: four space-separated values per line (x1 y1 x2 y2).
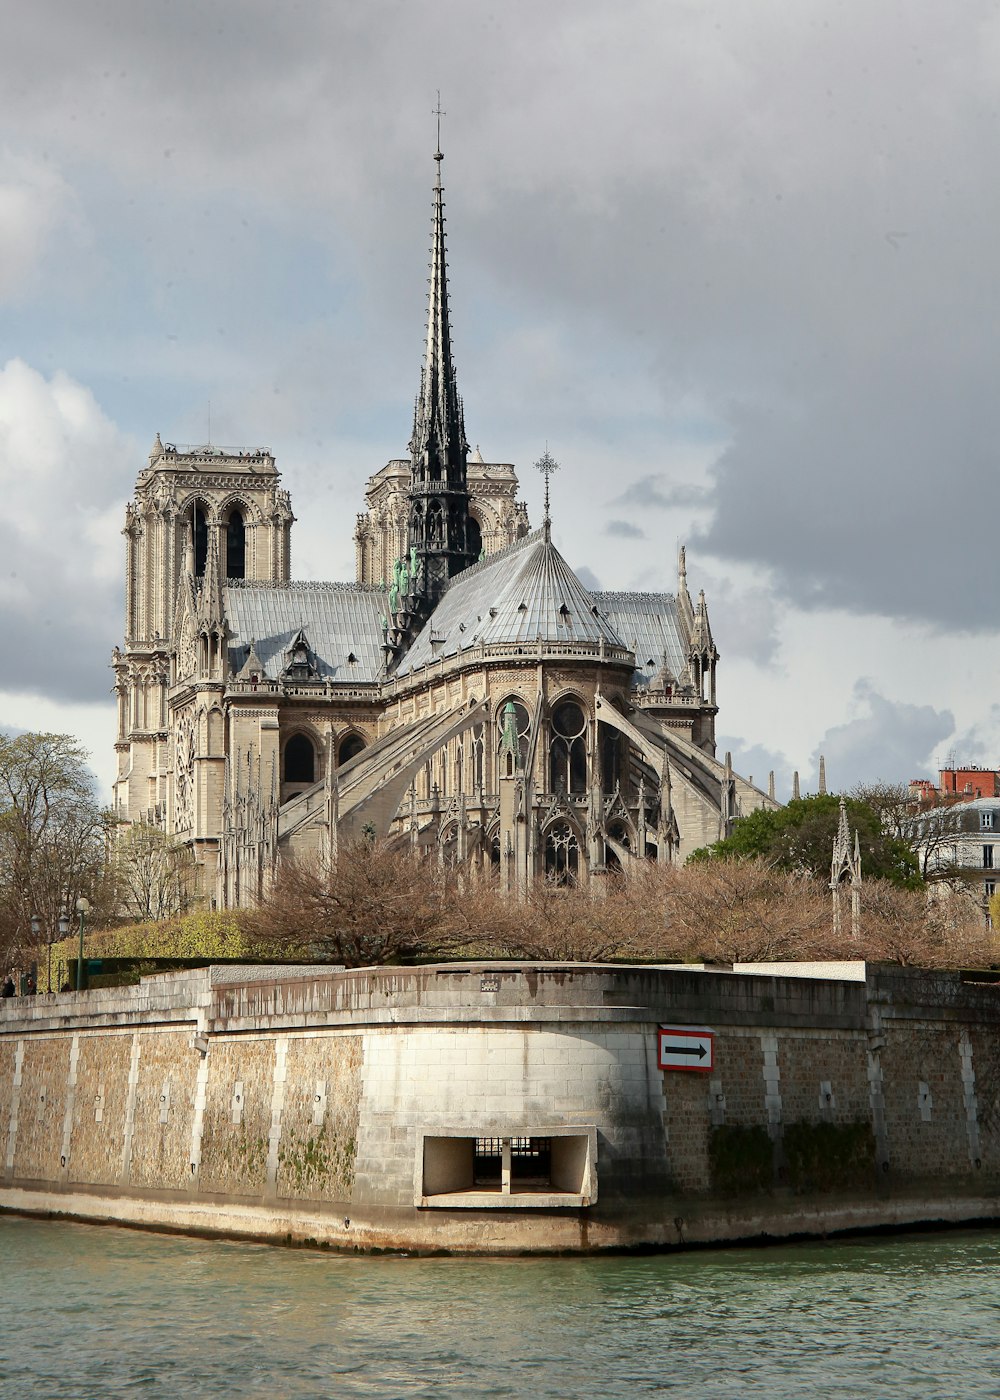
160 443 273 460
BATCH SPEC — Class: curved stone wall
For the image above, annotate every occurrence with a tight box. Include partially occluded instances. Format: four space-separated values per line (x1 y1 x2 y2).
2 962 1000 1253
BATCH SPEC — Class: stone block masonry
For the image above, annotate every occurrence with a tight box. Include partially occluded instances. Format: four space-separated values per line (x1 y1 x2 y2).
2 963 1000 1254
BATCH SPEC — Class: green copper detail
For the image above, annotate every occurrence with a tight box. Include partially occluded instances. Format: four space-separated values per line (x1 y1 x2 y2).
499 700 519 760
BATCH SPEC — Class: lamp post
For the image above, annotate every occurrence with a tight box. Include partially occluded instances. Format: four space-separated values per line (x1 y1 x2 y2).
75 898 90 992
29 914 51 994
57 910 70 989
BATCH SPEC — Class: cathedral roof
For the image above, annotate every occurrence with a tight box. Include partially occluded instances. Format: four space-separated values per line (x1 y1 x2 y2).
395 529 626 676
589 592 687 688
224 582 388 682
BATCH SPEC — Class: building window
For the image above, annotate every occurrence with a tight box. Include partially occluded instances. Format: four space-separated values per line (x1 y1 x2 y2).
549 700 587 795
544 820 579 883
985 846 994 870
284 734 315 784
191 503 208 577
338 733 366 766
983 812 995 831
226 508 246 579
496 698 531 774
985 881 995 898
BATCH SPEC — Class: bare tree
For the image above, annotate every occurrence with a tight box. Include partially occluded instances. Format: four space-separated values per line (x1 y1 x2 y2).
111 820 196 922
0 732 110 972
852 780 968 883
251 842 465 966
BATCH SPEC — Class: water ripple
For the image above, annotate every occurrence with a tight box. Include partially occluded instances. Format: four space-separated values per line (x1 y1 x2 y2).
3 1219 1000 1398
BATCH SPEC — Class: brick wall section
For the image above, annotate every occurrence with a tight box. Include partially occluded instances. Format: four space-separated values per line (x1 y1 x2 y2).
13 1038 69 1182
276 1034 363 1202
776 1031 870 1126
127 1030 200 1191
712 1031 766 1126
969 1029 1000 1172
69 1032 133 1187
662 1072 712 1192
879 1023 969 1179
0 1039 16 1163
199 1039 274 1195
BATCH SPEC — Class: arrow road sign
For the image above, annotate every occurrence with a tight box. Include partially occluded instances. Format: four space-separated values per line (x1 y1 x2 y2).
658 1027 714 1072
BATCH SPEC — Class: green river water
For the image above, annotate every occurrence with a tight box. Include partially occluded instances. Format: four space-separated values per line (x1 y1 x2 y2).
1 1216 998 1398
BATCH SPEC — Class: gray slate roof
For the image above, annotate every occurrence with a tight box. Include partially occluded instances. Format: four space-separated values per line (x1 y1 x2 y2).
396 530 625 676
589 592 687 686
224 582 388 682
221 548 690 693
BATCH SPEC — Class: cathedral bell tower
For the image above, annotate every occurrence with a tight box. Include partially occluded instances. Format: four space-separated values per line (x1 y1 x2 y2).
388 142 476 659
113 436 293 827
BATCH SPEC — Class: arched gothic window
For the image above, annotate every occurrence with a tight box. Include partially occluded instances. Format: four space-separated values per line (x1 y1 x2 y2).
467 513 483 560
545 821 579 884
338 733 366 766
471 723 485 791
496 699 531 776
191 503 208 577
226 508 246 579
601 725 624 794
549 700 587 795
284 733 315 784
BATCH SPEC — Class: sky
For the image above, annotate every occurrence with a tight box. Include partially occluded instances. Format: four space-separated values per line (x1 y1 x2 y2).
1 0 997 803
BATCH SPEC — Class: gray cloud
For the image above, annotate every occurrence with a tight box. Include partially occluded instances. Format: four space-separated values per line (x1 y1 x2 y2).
700 573 780 666
604 519 645 539
0 0 998 785
945 708 1000 770
716 735 794 801
575 565 602 592
611 476 711 511
811 680 954 790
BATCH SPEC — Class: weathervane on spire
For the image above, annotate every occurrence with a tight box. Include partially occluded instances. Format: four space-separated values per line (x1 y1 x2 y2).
534 446 560 533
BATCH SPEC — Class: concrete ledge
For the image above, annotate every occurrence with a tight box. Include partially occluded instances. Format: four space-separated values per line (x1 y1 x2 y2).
416 1190 591 1210
4 1184 1000 1256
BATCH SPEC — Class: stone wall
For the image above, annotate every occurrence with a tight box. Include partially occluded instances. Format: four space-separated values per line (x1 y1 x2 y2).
2 963 1000 1253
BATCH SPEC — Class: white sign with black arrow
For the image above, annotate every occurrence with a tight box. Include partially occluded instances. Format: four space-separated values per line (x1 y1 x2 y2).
658 1026 714 1072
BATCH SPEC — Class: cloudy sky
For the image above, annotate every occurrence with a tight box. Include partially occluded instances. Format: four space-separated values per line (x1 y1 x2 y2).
1 0 997 801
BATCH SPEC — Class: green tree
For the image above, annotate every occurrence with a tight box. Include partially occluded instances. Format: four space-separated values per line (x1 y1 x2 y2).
689 793 921 889
0 732 111 972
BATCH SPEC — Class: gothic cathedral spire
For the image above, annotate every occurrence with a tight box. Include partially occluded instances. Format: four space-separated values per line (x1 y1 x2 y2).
406 139 475 609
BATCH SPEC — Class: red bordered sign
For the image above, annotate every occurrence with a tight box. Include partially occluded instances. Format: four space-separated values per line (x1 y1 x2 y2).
658 1026 714 1072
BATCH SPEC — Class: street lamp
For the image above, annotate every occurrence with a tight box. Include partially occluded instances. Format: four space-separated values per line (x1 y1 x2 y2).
75 898 90 992
30 913 54 994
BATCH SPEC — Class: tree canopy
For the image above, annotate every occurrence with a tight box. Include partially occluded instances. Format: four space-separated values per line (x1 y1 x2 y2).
689 793 922 889
0 731 111 972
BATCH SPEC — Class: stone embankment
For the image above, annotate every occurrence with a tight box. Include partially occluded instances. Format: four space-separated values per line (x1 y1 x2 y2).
2 961 999 1253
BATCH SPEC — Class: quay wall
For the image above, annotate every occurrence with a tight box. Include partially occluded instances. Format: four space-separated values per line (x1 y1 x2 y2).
2 962 1000 1253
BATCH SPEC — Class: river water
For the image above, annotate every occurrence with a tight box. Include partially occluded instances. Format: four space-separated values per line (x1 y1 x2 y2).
1 1217 998 1399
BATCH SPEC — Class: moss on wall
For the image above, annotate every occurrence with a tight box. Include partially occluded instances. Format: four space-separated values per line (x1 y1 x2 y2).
708 1124 773 1195
783 1120 875 1193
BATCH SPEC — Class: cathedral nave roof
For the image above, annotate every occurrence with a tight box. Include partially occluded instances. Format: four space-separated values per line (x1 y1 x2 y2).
224 582 389 683
588 592 687 689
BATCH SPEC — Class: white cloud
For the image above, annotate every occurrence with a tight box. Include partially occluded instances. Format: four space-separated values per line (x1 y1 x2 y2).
0 152 77 301
0 359 136 699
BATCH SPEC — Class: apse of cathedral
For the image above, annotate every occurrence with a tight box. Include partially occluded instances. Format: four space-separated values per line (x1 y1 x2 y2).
112 143 776 908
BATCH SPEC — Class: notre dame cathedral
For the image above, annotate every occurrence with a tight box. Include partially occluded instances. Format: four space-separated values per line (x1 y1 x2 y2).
111 144 775 908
